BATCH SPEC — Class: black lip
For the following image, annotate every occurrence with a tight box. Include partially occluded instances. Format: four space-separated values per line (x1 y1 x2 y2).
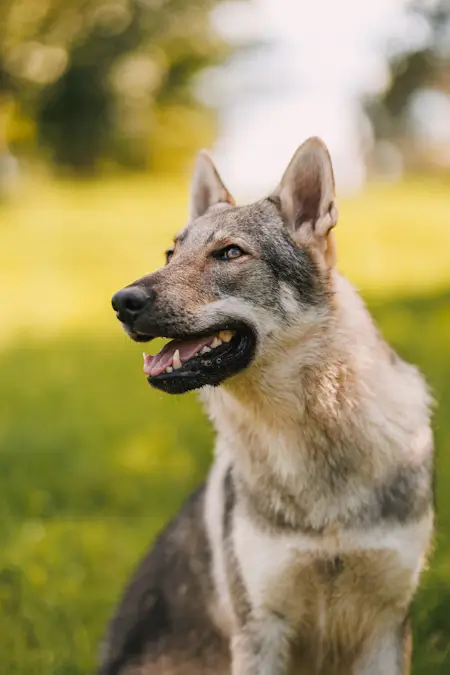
147 325 256 394
122 326 155 343
131 332 155 343
124 319 248 345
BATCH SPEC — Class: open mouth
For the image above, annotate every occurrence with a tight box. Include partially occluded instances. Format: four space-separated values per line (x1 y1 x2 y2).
139 325 256 394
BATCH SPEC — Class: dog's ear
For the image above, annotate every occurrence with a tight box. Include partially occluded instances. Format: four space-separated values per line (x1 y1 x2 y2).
272 137 338 266
189 150 235 220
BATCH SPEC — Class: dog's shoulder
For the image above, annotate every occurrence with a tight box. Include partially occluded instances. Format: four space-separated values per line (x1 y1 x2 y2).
99 482 229 675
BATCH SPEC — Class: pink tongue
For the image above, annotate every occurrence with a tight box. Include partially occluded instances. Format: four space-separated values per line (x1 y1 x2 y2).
144 335 214 376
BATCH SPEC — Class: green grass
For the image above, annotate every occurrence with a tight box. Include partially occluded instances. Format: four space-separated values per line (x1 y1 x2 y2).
1 175 450 673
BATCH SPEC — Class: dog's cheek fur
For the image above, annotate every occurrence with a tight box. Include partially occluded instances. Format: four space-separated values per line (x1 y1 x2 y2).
207 242 330 332
261 235 330 310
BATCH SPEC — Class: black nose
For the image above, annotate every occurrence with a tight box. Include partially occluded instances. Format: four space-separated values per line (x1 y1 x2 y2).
111 287 149 320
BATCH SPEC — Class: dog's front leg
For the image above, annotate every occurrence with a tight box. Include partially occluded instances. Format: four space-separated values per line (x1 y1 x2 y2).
230 614 292 675
354 620 412 675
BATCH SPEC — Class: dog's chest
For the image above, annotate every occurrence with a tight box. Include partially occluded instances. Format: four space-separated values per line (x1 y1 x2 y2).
231 512 431 636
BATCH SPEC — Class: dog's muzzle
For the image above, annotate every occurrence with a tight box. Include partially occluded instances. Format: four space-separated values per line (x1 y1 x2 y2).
111 285 257 394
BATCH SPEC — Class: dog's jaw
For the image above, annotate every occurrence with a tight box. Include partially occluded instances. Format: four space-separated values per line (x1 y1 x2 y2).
141 324 257 394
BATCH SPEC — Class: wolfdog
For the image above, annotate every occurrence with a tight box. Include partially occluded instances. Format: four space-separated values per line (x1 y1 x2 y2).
103 137 434 674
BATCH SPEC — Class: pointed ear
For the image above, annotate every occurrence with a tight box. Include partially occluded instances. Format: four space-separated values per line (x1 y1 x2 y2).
189 150 235 220
272 137 338 265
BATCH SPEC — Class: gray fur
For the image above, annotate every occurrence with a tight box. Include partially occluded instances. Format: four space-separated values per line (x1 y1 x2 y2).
104 137 434 675
99 486 230 675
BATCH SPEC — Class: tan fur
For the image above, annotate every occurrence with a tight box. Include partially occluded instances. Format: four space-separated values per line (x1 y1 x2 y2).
105 138 434 675
197 142 433 673
200 268 433 673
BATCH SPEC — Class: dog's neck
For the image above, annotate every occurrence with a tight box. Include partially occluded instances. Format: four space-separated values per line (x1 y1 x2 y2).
202 273 431 527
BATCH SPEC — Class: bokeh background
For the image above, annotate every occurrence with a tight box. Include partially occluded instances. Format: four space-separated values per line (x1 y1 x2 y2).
1 0 450 673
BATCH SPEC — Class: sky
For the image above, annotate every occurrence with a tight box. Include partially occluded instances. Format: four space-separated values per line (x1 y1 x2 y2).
198 0 432 198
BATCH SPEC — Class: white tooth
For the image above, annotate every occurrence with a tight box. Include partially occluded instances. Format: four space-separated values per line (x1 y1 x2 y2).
172 349 182 370
200 346 212 355
219 330 234 343
143 352 151 372
210 337 222 349
165 366 173 373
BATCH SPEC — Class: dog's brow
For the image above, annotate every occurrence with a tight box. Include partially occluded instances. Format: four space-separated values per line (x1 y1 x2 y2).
205 230 231 245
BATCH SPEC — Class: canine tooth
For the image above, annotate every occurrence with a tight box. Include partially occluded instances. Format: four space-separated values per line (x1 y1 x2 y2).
210 337 222 349
200 346 212 355
219 330 234 343
172 349 182 370
165 366 173 373
142 352 151 372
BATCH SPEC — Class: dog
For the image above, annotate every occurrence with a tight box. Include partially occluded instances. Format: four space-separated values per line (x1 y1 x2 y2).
102 137 434 674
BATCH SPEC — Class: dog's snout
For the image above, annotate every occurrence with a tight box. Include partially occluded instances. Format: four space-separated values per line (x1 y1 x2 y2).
111 287 149 321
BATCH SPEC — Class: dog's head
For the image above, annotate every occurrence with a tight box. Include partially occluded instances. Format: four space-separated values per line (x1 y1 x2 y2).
112 137 338 394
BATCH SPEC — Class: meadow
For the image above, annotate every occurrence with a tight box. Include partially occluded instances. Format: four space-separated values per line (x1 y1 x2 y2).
1 173 450 674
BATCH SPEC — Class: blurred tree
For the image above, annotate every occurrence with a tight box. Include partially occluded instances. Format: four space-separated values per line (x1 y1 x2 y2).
366 0 450 170
0 0 236 172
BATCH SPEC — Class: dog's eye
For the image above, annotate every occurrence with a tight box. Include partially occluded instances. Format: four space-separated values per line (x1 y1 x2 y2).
165 249 174 265
214 245 245 261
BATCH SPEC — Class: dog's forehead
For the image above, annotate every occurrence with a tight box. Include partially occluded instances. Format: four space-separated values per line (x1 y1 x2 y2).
176 200 281 247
